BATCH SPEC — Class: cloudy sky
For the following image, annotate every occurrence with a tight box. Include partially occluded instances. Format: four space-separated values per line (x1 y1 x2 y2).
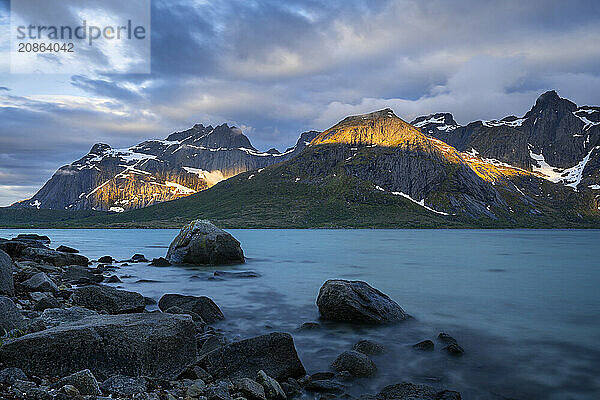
1 0 599 206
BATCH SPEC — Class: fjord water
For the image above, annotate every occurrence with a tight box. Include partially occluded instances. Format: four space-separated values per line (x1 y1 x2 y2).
2 229 599 399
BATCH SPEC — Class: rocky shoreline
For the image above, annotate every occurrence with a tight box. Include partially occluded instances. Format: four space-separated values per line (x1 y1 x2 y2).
0 225 464 400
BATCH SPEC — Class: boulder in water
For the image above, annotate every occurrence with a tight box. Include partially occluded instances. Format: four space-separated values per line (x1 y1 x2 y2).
166 220 245 265
159 293 224 323
317 280 410 324
198 332 306 381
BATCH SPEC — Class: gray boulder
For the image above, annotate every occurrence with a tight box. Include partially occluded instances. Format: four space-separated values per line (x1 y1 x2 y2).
52 369 101 395
0 249 15 296
0 313 197 380
39 306 98 328
234 378 267 400
20 246 88 267
331 350 376 378
21 272 58 293
100 375 148 397
198 332 306 381
256 370 286 400
159 293 224 323
0 296 25 333
166 220 245 265
33 295 61 311
71 285 145 314
317 280 410 324
376 382 461 400
60 265 103 284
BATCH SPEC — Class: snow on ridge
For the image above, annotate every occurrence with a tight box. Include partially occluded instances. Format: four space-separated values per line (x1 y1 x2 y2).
482 118 526 128
529 145 600 189
413 115 457 132
374 185 450 215
573 110 600 131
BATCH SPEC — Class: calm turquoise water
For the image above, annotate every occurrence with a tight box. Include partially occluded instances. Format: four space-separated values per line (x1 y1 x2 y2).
1 229 599 399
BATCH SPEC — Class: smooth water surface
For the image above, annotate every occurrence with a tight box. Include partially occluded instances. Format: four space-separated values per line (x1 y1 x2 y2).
1 229 599 399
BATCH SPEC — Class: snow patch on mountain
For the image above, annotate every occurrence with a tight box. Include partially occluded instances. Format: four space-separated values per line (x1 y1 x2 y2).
530 145 600 189
374 185 450 215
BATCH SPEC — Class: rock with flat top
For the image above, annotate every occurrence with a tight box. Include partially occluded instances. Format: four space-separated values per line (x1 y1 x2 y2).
0 313 197 380
71 285 145 314
167 220 245 265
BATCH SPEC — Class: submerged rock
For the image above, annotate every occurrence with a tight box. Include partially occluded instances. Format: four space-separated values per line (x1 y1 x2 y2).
71 285 146 314
413 340 435 351
56 245 79 254
166 220 245 265
444 343 465 356
97 256 113 264
0 313 197 380
331 350 376 378
317 280 410 324
352 339 386 355
150 257 171 267
0 249 15 296
376 382 461 400
198 332 306 381
159 293 224 323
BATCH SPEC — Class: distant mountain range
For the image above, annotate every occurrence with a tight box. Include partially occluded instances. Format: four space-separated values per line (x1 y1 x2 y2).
11 124 318 211
5 90 600 228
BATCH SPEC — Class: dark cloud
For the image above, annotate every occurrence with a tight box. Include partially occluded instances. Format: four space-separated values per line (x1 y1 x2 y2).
1 0 600 205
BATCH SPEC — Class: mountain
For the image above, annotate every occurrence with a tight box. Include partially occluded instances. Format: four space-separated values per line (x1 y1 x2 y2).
8 104 595 229
12 124 318 211
7 90 600 228
413 91 600 190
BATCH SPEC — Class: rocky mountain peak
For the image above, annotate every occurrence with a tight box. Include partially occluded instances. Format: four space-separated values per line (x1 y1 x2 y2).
411 113 459 134
528 90 577 116
311 109 429 148
89 143 111 155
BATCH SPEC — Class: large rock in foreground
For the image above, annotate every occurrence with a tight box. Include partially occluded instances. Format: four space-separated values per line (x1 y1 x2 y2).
317 280 410 324
167 220 245 265
158 293 224 323
0 313 197 380
70 285 146 314
198 332 305 381
376 382 461 400
0 249 15 296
